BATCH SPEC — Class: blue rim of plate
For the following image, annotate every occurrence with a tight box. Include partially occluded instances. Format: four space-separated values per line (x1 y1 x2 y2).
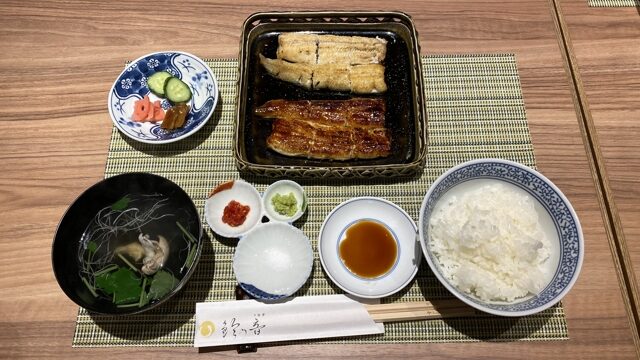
107 51 218 144
418 158 584 317
238 283 288 301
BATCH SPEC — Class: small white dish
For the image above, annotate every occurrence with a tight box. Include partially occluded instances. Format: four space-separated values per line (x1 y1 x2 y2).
234 222 314 300
318 197 421 299
262 180 307 223
204 180 262 238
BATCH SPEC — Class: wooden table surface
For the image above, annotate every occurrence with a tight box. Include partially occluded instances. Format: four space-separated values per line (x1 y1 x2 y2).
558 0 640 331
0 0 638 358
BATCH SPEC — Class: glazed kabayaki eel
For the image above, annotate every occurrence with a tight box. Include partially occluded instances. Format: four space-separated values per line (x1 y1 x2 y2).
255 98 391 160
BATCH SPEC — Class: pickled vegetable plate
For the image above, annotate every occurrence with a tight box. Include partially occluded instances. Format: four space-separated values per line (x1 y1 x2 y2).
108 51 218 144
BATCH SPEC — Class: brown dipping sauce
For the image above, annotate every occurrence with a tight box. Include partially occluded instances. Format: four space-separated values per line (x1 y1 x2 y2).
339 220 398 278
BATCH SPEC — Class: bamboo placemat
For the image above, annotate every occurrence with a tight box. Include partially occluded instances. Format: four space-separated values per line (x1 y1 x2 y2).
72 55 568 347
589 0 639 6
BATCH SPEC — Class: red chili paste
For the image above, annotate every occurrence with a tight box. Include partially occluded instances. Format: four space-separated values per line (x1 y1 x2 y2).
222 200 250 227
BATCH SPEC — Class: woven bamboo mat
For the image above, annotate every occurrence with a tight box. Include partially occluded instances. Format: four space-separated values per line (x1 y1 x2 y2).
589 0 639 6
72 55 568 347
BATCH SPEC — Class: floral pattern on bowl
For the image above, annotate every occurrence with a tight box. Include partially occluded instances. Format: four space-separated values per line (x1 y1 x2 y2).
108 51 218 144
418 158 584 317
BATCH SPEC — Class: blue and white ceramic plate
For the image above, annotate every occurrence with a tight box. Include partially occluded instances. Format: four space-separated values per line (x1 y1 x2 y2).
108 51 218 144
418 159 584 317
233 222 314 300
318 197 421 299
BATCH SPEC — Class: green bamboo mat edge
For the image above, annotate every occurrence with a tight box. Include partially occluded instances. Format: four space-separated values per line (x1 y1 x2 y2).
589 0 639 6
72 54 569 347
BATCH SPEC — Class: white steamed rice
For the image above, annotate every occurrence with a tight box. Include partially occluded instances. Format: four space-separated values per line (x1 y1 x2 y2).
429 182 551 302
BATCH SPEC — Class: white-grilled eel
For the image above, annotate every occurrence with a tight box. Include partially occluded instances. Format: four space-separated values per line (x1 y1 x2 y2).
259 54 313 89
262 32 388 93
259 55 387 94
276 32 387 65
316 34 387 65
276 32 319 64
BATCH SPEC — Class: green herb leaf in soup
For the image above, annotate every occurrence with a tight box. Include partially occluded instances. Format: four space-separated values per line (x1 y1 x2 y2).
95 267 142 304
111 195 131 211
148 270 178 300
138 277 150 307
87 241 98 255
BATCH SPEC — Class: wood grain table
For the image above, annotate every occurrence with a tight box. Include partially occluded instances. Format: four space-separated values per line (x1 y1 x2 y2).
558 0 640 338
0 0 637 358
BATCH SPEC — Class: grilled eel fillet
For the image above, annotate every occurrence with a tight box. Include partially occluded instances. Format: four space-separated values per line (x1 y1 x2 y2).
259 54 387 94
276 32 318 64
255 98 391 160
255 98 386 128
277 33 387 65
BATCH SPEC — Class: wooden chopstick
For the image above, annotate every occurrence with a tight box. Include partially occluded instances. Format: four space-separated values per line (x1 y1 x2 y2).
364 299 476 323
234 285 257 353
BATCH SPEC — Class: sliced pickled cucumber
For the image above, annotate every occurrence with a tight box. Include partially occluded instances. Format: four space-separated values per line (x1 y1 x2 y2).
147 71 173 97
164 77 192 103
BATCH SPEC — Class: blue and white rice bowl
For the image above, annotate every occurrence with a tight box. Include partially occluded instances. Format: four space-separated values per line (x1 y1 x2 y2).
108 51 218 144
418 158 583 317
233 222 314 300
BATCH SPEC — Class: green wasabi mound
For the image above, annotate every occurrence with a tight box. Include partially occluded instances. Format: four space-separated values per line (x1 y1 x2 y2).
271 192 298 217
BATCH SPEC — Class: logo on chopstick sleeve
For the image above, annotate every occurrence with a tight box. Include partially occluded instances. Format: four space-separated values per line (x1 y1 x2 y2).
199 320 216 337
